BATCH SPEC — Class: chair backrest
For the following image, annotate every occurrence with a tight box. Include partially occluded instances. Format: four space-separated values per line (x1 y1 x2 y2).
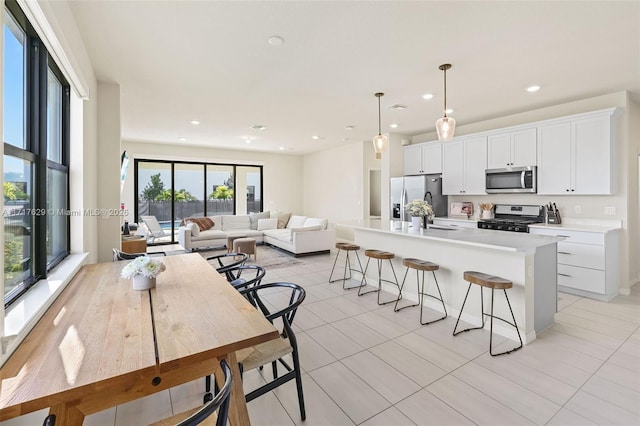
175 359 233 426
206 252 248 280
227 265 266 291
140 215 167 237
113 248 145 262
240 282 306 338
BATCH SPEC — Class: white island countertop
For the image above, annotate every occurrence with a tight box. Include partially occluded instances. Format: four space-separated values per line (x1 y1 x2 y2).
340 219 563 254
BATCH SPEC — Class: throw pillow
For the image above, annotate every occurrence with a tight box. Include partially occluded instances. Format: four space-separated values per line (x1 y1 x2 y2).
257 218 278 231
249 211 270 230
286 215 307 229
185 222 200 237
185 217 215 231
270 211 292 229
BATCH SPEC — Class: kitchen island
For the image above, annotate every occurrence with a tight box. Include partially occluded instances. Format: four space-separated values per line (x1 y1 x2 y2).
338 220 563 344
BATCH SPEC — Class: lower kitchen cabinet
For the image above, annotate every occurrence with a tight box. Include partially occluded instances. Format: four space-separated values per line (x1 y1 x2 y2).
529 225 620 301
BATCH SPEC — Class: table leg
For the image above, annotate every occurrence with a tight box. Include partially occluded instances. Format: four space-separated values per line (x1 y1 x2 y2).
49 403 85 425
219 351 251 425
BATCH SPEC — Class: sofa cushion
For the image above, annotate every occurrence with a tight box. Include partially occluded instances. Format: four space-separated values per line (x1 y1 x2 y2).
185 217 215 231
270 211 291 229
186 222 199 237
303 217 328 230
257 218 278 231
262 228 291 243
249 211 270 230
223 215 251 231
286 215 307 229
190 229 227 242
291 225 323 232
210 215 223 230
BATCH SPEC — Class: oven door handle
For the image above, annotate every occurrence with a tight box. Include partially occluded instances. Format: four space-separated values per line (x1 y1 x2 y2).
520 171 526 189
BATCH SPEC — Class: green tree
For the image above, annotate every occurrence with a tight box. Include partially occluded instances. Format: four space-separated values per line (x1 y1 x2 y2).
155 188 197 201
208 185 233 200
141 173 165 201
3 181 28 201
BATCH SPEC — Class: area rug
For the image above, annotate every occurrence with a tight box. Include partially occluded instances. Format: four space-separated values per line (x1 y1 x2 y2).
166 245 305 270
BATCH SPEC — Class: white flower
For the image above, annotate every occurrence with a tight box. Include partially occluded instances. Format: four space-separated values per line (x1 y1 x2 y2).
121 256 166 279
405 199 434 218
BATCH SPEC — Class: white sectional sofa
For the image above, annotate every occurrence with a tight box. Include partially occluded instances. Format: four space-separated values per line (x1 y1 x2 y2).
177 213 335 257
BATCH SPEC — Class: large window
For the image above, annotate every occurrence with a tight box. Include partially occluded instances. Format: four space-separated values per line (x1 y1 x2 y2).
135 160 262 245
3 1 70 306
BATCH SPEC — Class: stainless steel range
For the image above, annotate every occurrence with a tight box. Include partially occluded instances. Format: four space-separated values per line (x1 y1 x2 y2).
477 204 545 233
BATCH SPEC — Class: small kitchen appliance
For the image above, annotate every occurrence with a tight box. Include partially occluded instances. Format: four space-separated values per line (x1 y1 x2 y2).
485 166 537 193
477 204 545 233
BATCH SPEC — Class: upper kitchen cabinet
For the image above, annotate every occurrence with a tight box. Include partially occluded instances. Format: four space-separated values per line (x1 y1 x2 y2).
487 128 537 169
442 136 487 195
404 142 442 175
538 108 617 195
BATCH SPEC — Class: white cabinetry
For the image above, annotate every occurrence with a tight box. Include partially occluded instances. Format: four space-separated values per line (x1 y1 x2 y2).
404 142 442 175
487 128 537 169
538 110 615 195
442 136 487 195
529 226 620 301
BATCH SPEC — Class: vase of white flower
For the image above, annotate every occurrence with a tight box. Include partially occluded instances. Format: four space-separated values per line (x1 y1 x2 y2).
121 256 166 290
405 199 434 230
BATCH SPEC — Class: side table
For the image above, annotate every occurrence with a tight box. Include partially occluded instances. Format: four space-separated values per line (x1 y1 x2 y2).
122 236 147 254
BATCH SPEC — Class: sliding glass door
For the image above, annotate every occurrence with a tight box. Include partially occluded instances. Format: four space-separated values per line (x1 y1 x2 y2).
135 160 262 245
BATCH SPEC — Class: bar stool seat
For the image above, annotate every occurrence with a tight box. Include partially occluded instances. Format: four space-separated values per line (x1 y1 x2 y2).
358 249 401 305
453 271 523 356
394 258 447 325
329 243 365 290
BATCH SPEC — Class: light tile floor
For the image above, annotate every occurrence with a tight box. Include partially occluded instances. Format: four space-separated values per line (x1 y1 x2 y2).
6 249 640 425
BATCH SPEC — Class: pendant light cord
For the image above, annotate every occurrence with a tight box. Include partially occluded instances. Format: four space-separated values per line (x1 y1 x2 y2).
377 95 382 135
443 67 447 118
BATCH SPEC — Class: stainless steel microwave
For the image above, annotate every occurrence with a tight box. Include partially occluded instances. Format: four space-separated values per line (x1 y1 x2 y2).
485 166 537 193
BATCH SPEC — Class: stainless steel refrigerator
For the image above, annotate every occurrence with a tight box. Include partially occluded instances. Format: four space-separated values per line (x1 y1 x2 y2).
390 175 448 222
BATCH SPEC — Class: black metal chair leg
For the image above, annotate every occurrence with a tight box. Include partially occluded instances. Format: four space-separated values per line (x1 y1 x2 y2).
376 259 401 305
358 258 376 296
453 282 485 335
394 267 420 312
489 289 524 356
420 271 448 325
328 248 342 283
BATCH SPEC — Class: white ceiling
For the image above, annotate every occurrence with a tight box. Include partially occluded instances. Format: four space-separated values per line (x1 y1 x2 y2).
67 1 640 155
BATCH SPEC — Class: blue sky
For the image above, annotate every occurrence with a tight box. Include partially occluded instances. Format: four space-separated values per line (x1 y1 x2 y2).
3 18 26 177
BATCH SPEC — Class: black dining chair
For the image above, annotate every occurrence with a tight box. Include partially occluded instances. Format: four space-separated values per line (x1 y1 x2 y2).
238 282 307 420
226 264 266 291
112 248 166 262
152 359 232 426
206 252 248 280
42 414 56 425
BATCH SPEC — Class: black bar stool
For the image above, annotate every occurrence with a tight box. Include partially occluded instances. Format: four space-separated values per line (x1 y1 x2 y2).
452 271 523 356
394 258 447 325
329 243 365 290
358 249 401 305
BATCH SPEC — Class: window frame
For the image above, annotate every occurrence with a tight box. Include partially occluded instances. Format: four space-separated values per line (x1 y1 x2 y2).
3 0 70 307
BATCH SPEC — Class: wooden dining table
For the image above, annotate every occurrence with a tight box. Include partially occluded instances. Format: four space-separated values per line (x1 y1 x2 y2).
0 253 278 425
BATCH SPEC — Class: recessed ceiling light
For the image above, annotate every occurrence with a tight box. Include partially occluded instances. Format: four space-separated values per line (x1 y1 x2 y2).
445 108 454 114
312 135 320 140
388 104 407 110
178 137 187 142
390 123 399 129
251 124 267 130
244 136 253 144
268 36 284 46
279 146 285 150
526 85 541 92
422 93 434 100
190 120 200 125
345 125 355 131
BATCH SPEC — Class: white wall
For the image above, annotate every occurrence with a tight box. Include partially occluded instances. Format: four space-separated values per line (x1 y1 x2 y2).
302 141 364 222
121 141 304 218
96 82 121 262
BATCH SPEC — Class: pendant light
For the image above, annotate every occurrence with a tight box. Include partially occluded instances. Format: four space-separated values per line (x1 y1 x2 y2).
435 63 456 141
372 92 387 159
